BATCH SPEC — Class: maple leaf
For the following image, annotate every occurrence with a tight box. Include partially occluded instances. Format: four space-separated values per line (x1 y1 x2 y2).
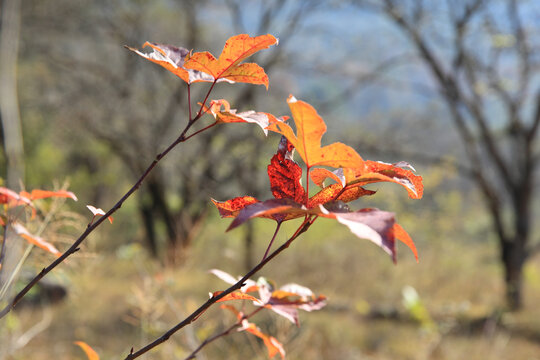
184 34 278 88
203 99 285 135
267 95 364 169
126 42 214 84
267 136 306 203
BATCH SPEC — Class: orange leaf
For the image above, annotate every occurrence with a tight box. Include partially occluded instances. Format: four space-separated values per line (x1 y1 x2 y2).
12 222 61 257
21 189 78 201
308 184 375 208
348 161 423 199
0 187 32 207
392 223 418 262
74 341 100 360
226 199 307 231
211 196 260 218
267 95 364 168
184 34 278 88
126 42 214 84
212 291 262 304
241 321 285 359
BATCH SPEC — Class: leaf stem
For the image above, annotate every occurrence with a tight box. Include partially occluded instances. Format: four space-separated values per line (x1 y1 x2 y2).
183 121 219 142
262 221 282 261
123 217 313 359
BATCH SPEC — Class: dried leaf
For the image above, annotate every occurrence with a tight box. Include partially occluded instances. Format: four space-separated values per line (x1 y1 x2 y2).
203 99 283 135
126 42 214 84
86 205 113 224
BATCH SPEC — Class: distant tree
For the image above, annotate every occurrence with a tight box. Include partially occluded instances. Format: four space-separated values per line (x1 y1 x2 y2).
355 0 540 309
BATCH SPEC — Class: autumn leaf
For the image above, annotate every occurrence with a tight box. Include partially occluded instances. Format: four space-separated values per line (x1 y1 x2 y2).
86 205 113 224
212 290 262 304
226 198 307 231
240 320 285 359
257 279 327 326
74 341 100 360
126 42 214 84
0 187 32 207
319 206 400 262
392 223 419 262
12 222 61 257
184 34 278 88
267 136 306 203
210 269 259 293
307 183 376 208
20 189 78 201
211 196 260 218
267 95 364 169
202 99 284 135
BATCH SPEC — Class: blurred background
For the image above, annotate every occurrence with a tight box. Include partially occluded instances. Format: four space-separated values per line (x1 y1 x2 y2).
1 0 539 359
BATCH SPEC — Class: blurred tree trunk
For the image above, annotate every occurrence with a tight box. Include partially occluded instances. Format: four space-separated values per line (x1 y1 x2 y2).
0 0 24 188
361 0 540 310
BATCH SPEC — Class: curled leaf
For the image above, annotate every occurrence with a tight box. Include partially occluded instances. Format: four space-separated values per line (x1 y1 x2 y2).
126 42 213 84
203 99 283 135
20 189 78 201
211 196 260 218
86 205 113 224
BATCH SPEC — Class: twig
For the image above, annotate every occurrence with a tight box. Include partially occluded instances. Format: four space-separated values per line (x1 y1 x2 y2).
184 307 264 360
0 83 217 319
124 216 314 359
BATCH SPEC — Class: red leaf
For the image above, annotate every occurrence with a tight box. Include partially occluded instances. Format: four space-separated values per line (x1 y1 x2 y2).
240 321 285 359
12 222 61 257
211 196 260 218
126 42 213 84
212 291 262 304
184 34 278 88
267 95 364 169
267 136 306 203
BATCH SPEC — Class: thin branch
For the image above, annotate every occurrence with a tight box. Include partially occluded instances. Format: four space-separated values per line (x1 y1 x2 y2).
184 307 264 360
124 217 314 359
